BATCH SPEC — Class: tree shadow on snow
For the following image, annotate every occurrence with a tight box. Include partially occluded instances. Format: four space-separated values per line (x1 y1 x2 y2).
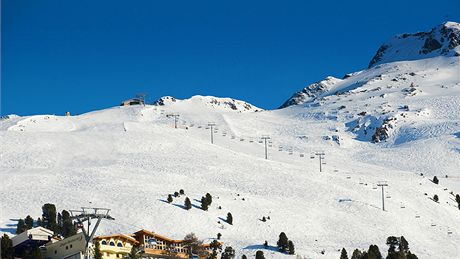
191 204 203 210
217 217 230 224
0 227 16 234
1 220 20 234
172 204 186 210
243 244 279 252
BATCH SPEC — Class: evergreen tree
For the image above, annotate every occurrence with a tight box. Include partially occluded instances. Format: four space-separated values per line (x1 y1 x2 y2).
217 233 222 240
367 245 381 259
61 210 76 237
1 234 14 259
183 233 203 256
57 212 63 230
288 240 295 255
432 176 439 184
205 193 213 205
167 194 173 203
340 248 349 259
201 196 209 210
16 219 27 234
185 197 192 210
36 217 42 227
24 215 34 229
42 203 58 233
261 216 266 222
208 240 222 259
351 249 363 259
255 250 265 259
94 241 103 259
399 236 409 253
433 194 439 202
174 191 179 197
128 245 140 259
406 251 418 259
263 241 268 248
242 255 247 259
226 212 233 225
179 189 185 195
221 246 235 259
277 232 289 253
455 194 460 209
386 236 400 259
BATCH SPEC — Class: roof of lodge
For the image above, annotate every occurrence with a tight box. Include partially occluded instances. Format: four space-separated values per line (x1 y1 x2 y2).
134 229 184 243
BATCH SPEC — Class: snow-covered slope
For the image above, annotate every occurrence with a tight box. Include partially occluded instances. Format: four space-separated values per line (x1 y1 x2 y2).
153 95 262 113
1 23 460 259
368 21 460 68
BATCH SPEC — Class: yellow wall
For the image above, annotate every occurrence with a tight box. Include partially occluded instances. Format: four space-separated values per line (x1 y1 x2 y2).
97 237 135 259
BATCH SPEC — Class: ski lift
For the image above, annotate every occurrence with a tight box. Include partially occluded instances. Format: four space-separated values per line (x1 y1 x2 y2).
415 215 420 218
258 140 263 143
231 136 235 139
310 155 315 159
268 144 273 147
198 126 202 128
300 154 305 157
431 223 436 227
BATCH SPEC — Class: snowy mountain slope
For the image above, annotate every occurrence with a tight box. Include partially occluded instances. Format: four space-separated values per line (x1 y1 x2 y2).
2 22 460 259
368 21 460 68
279 77 342 108
281 53 460 145
1 100 460 258
153 95 262 113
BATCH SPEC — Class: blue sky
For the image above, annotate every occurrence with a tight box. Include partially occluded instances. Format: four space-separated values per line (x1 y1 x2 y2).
2 0 460 115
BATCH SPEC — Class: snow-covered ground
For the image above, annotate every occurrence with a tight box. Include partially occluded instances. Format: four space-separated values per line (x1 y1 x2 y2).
1 22 460 258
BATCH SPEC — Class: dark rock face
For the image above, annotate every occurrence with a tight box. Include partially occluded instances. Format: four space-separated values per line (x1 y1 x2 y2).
368 45 389 68
368 22 460 68
279 77 339 109
421 37 442 54
153 96 176 106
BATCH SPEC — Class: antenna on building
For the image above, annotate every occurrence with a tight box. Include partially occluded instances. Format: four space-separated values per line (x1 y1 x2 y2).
69 207 115 256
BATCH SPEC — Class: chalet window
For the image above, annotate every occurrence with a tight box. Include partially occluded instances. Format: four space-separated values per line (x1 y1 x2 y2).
101 240 107 245
110 241 115 246
117 243 123 247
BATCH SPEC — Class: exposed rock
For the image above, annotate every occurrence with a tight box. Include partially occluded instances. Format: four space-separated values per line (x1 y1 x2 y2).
279 76 341 108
